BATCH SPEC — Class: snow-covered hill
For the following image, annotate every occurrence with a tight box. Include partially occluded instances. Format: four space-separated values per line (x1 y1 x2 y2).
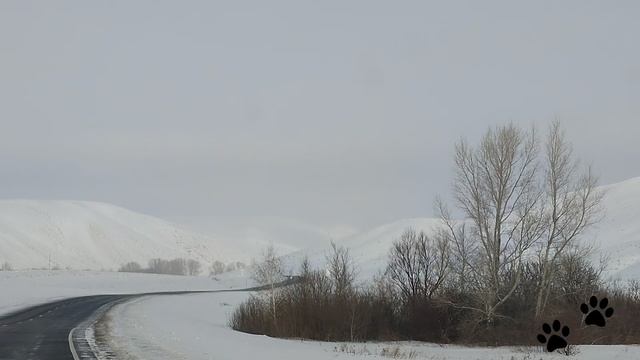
584 176 640 279
1 176 638 278
282 218 442 278
170 215 356 257
287 177 640 281
0 200 247 271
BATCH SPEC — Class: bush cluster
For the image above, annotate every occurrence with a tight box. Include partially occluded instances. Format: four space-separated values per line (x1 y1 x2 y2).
118 258 201 276
231 240 640 345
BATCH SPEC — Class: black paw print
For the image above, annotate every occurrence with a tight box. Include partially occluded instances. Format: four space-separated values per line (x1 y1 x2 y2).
580 296 614 327
537 320 570 352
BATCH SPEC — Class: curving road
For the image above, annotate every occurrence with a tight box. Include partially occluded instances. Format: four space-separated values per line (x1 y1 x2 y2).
0 294 129 360
0 280 297 360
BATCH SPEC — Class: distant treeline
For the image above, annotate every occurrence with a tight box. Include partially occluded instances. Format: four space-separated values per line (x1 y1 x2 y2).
118 258 246 276
119 258 202 276
209 260 247 276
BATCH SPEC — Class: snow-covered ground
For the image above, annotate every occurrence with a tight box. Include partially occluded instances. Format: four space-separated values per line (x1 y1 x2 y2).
2 176 640 359
0 270 249 316
106 291 640 360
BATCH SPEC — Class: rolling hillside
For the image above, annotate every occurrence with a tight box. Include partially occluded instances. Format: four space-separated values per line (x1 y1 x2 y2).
1 176 638 278
286 177 640 281
585 176 640 279
0 200 247 271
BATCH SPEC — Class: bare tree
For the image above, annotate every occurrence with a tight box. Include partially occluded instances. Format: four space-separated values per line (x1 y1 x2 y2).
438 122 603 323
418 228 450 299
209 260 226 276
325 242 359 340
386 229 421 301
441 124 542 324
326 241 356 297
118 261 142 273
186 259 201 276
553 244 603 305
168 258 187 275
534 121 604 317
436 199 472 294
251 245 284 322
386 228 450 302
225 262 237 272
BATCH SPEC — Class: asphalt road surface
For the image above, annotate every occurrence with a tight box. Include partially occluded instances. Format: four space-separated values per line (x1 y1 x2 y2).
0 279 299 360
0 294 131 360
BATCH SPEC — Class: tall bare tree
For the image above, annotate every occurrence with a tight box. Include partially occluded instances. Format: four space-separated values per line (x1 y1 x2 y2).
439 122 603 323
252 245 284 322
387 229 421 301
186 259 201 275
325 242 361 341
534 121 603 317
326 242 356 297
441 124 543 324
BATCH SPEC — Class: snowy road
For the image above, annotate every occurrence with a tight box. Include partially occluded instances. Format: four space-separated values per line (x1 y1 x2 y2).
0 290 238 360
0 276 291 360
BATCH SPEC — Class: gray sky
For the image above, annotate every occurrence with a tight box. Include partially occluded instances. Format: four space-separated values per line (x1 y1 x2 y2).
0 1 638 231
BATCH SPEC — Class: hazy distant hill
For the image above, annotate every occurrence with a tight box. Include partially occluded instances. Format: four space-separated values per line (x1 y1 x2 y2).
1 176 638 278
0 200 246 270
285 177 640 281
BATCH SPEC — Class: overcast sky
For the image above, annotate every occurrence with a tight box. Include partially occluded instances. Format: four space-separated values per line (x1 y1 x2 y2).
0 1 638 231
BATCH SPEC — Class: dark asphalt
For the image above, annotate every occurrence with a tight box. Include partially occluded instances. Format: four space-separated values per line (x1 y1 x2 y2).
0 279 299 360
0 294 130 360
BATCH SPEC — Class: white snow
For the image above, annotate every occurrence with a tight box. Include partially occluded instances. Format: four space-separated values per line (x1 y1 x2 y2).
581 177 640 280
282 218 443 280
0 270 248 316
2 177 638 280
0 200 249 270
2 177 640 359
106 291 640 360
171 215 357 256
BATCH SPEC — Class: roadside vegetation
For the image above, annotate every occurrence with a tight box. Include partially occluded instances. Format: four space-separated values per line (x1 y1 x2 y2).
231 122 640 345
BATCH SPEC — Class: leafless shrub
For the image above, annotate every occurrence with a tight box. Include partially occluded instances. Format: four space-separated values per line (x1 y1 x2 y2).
386 228 449 302
210 261 226 276
186 259 201 275
251 245 284 323
118 258 195 275
118 261 142 273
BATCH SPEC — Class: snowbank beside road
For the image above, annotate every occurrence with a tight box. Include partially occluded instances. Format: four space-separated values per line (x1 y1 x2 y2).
106 291 640 360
